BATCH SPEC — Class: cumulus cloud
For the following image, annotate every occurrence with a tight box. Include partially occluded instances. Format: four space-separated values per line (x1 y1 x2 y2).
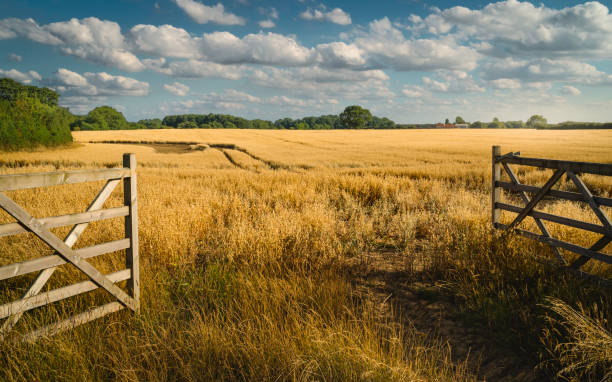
7 53 22 62
421 71 485 93
490 78 522 89
145 58 244 79
300 7 352 25
402 85 425 98
409 0 612 59
0 68 41 84
163 81 190 96
560 85 581 95
258 20 275 28
481 58 612 85
173 0 245 25
51 68 149 96
353 18 479 71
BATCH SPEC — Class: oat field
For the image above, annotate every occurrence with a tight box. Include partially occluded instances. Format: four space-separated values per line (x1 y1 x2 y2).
1 129 611 381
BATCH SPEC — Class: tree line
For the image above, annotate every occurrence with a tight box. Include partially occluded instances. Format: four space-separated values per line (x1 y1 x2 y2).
0 78 73 150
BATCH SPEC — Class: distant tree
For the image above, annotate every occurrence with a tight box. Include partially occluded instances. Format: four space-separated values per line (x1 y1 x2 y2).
339 105 373 129
455 116 466 124
445 118 450 124
505 120 525 129
178 121 198 129
470 121 484 128
137 118 162 129
526 115 547 128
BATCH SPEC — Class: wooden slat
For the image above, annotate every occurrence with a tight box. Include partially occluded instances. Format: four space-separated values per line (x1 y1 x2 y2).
497 223 612 264
492 146 501 227
571 236 612 269
0 168 130 191
495 181 612 207
0 194 137 311
123 154 140 313
496 202 612 236
501 162 566 265
0 179 121 340
0 206 128 237
500 156 612 176
506 169 565 231
0 239 130 281
20 302 124 343
0 269 130 319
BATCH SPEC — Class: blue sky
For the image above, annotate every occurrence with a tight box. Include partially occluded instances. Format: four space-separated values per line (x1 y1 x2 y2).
1 0 612 123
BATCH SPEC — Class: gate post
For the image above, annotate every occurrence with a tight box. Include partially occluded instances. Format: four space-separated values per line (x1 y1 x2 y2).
492 146 501 228
123 153 140 313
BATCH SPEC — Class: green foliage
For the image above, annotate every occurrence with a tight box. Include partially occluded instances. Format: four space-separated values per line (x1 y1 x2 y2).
0 79 72 150
163 109 395 130
444 118 450 124
339 106 373 129
526 114 548 128
0 94 73 150
137 118 164 129
540 121 612 130
455 116 466 124
0 78 58 106
74 106 130 131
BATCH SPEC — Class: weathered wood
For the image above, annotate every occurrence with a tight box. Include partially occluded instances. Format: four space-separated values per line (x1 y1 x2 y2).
0 269 130 320
501 162 566 265
123 153 140 313
497 223 612 265
506 169 565 231
496 202 612 236
501 155 612 176
571 236 612 269
0 193 137 311
0 179 121 339
0 239 130 281
20 302 124 343
492 146 501 227
0 206 128 237
495 181 612 207
0 168 130 191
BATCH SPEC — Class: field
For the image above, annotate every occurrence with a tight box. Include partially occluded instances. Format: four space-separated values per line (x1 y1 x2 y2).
1 129 611 381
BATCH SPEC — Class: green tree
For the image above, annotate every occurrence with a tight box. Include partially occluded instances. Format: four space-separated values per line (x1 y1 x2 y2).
526 115 547 128
445 118 450 124
339 105 373 129
455 116 466 124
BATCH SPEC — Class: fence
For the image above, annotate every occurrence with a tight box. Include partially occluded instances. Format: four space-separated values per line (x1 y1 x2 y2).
0 153 139 342
492 146 612 282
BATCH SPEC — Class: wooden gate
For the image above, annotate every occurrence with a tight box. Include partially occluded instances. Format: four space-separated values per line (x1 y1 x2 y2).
0 153 139 342
491 146 612 282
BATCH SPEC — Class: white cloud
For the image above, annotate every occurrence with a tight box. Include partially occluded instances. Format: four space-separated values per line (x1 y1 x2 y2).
300 7 351 25
354 18 479 71
52 68 149 97
0 68 41 84
0 18 62 44
410 1 612 59
163 81 190 96
7 53 22 62
482 57 612 85
490 78 522 89
560 85 581 96
316 42 366 68
46 17 144 72
145 58 244 79
173 0 245 25
130 24 197 59
421 71 485 93
258 20 275 28
402 85 425 98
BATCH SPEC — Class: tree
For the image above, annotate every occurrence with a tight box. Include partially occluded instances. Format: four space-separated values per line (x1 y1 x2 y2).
526 115 547 128
445 118 450 124
339 105 373 129
470 121 484 128
455 116 466 124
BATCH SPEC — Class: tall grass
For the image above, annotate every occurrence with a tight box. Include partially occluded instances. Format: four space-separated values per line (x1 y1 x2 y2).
0 129 611 380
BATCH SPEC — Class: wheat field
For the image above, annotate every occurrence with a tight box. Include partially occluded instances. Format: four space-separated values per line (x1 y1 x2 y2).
1 128 611 381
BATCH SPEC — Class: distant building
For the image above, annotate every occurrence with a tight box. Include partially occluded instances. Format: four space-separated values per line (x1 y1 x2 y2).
456 123 469 128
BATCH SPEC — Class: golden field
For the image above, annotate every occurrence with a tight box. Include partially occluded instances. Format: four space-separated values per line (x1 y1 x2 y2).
0 128 611 381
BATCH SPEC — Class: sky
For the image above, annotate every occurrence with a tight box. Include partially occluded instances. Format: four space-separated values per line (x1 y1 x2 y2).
1 0 612 123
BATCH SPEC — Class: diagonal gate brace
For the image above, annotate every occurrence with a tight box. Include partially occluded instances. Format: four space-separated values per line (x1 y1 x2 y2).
0 179 121 339
0 193 137 312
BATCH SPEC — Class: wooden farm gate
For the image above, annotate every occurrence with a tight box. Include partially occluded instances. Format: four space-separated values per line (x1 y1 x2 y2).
0 154 139 342
491 146 612 283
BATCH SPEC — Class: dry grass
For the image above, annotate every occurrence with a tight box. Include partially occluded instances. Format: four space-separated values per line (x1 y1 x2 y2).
0 128 611 381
